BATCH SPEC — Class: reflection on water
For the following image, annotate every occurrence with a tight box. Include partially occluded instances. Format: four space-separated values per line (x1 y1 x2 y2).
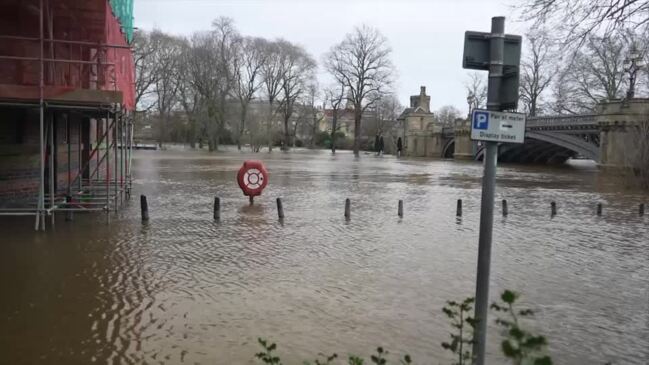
1 148 648 364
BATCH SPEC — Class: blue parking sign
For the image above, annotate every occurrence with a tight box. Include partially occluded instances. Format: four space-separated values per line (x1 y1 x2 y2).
473 111 489 130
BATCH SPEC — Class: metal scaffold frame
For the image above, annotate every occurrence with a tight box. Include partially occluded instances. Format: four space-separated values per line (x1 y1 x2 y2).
0 104 134 231
0 0 134 230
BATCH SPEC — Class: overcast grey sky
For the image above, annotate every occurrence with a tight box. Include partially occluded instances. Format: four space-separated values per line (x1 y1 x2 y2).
134 0 526 113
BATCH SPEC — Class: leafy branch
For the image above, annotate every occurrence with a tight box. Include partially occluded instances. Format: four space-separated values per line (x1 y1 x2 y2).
442 297 476 365
491 290 553 365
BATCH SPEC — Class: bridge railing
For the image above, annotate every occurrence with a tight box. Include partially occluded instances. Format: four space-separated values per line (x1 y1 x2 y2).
441 114 598 135
527 114 598 128
442 127 454 138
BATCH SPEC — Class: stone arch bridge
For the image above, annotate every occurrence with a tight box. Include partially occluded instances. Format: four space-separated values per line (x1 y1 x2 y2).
432 100 649 169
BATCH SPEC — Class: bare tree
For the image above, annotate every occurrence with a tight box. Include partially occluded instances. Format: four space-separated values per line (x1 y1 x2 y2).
150 30 183 148
373 94 402 132
174 37 205 148
465 71 487 113
324 82 346 153
556 34 628 112
548 71 583 114
324 24 395 156
209 17 239 151
183 18 239 151
261 40 285 152
277 41 316 150
436 105 462 126
519 0 649 44
233 37 267 150
520 30 555 116
185 31 218 148
246 103 270 152
132 30 157 112
299 82 321 148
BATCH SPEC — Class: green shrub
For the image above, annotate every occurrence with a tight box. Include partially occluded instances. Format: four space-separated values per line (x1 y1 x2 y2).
441 297 476 365
254 290 553 365
491 290 552 365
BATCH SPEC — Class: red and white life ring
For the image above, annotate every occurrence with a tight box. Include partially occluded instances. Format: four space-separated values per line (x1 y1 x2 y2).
237 160 269 197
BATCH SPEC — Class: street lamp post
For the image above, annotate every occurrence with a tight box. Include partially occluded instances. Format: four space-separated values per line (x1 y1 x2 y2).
467 92 475 118
624 45 646 99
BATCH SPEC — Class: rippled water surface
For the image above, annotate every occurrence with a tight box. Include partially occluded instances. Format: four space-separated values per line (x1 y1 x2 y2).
1 148 648 364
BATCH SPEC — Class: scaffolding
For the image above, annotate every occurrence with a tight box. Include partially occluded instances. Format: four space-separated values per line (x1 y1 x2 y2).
0 0 135 230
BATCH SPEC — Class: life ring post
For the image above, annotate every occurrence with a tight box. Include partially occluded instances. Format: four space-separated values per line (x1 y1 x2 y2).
237 160 269 203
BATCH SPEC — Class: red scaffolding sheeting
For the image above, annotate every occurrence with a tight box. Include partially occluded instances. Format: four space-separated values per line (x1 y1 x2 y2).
0 0 135 110
105 1 135 110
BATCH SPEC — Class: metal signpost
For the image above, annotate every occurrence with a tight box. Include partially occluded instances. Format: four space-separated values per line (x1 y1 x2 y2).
471 110 526 144
462 17 522 365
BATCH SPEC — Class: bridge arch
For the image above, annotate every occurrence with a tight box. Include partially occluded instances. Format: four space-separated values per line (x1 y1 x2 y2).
442 138 454 158
474 131 600 163
525 131 599 161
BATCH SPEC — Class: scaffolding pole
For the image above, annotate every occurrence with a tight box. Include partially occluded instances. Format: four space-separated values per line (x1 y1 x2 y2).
113 110 118 211
105 114 110 212
35 0 45 231
120 110 124 205
128 116 134 196
78 114 82 192
49 112 55 227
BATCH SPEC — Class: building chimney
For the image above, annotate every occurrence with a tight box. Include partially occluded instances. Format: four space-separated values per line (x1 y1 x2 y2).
420 86 426 95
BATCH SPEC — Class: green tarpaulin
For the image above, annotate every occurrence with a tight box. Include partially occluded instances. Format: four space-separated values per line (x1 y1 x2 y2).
109 0 134 43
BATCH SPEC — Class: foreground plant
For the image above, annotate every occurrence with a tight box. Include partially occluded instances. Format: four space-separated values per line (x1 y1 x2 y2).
255 290 552 365
441 297 476 365
255 338 282 364
491 290 553 365
256 339 412 365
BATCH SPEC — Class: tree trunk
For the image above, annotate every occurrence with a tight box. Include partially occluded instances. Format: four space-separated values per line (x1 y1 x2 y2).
331 113 337 154
311 114 317 149
292 121 298 147
158 112 168 149
282 116 290 151
212 135 219 152
238 104 247 151
267 100 274 152
189 117 196 148
353 111 361 156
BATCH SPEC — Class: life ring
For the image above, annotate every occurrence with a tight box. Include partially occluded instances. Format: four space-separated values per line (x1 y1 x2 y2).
237 160 269 197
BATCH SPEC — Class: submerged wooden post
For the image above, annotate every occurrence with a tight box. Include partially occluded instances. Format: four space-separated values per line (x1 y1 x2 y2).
276 197 285 219
597 203 602 216
502 199 508 216
140 195 149 222
640 203 645 217
456 199 462 217
398 199 403 217
550 201 556 216
213 197 220 220
344 198 351 219
65 195 73 221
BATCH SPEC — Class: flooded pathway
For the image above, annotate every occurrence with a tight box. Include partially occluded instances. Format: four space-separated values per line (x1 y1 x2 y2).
1 148 647 364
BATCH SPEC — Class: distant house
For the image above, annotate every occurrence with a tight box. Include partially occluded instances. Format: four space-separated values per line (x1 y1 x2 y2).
321 107 355 136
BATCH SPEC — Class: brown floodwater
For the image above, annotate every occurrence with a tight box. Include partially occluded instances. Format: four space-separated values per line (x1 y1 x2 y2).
1 147 648 365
